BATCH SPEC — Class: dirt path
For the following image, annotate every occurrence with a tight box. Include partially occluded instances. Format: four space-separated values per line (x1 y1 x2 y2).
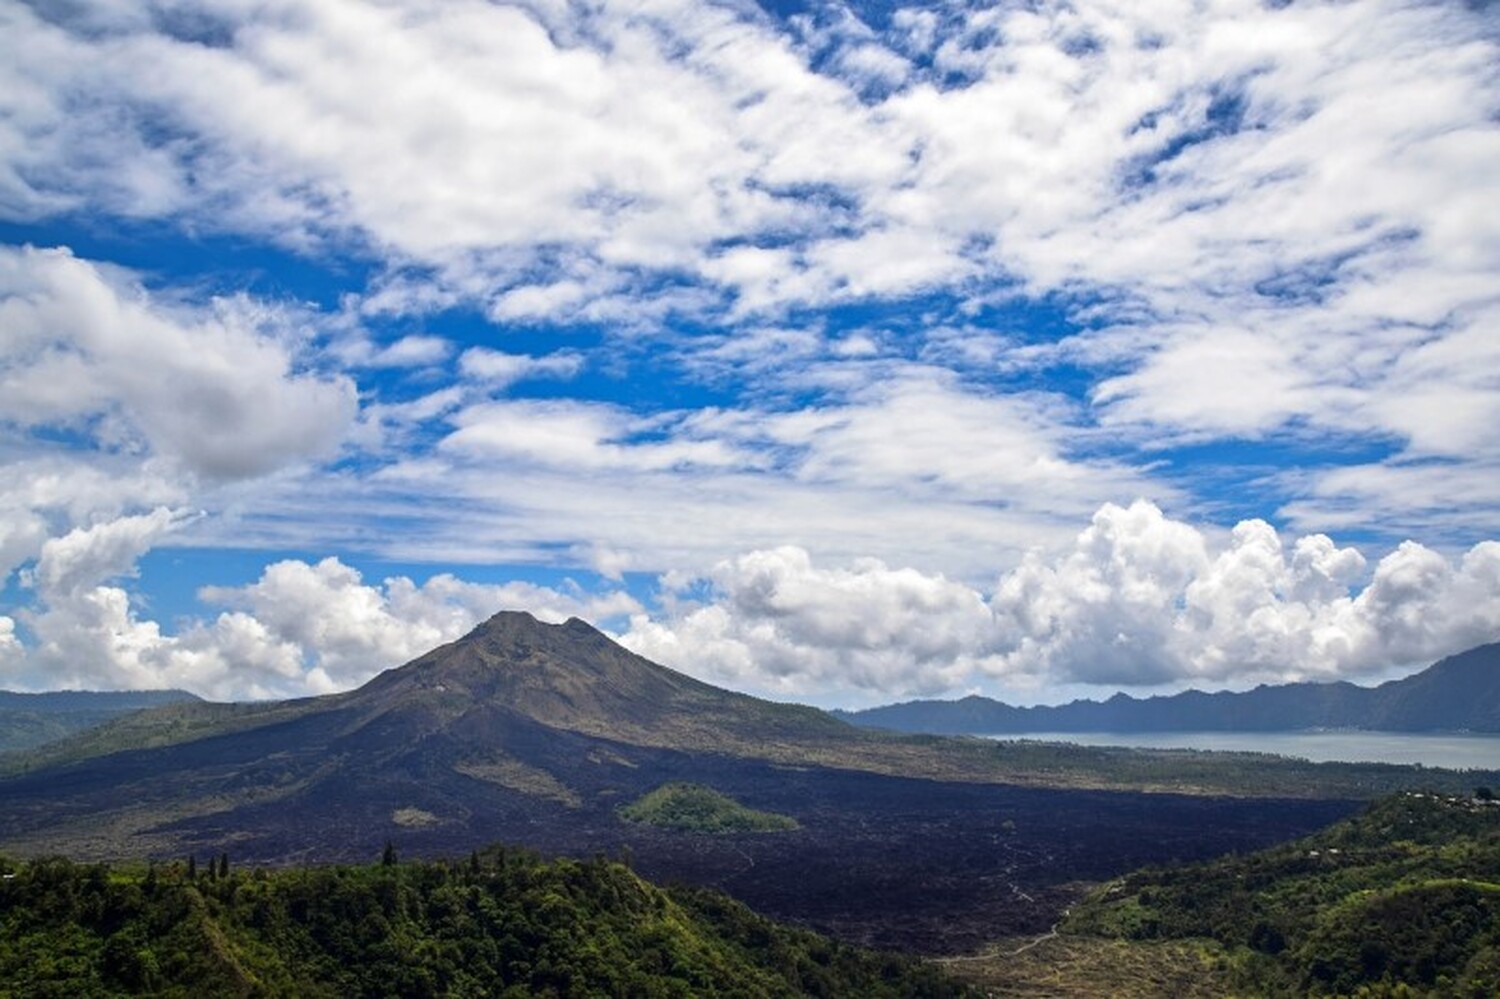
1006 923 1058 956
933 907 1069 964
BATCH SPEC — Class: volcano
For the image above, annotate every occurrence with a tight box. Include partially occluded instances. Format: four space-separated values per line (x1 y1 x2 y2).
0 611 1386 951
0 612 857 858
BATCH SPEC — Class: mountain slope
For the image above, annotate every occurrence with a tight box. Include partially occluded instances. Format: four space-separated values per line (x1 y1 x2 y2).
2 614 1493 857
350 611 849 750
0 689 201 752
1368 643 1500 730
839 643 1500 735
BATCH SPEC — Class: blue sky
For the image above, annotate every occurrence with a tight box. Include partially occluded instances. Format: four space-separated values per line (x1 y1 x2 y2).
0 0 1497 706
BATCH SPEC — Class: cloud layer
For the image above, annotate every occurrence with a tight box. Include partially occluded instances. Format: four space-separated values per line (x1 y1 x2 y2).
5 0 1496 523
5 0 1481 543
0 1 1496 702
622 502 1500 703
7 508 640 698
1 499 1496 703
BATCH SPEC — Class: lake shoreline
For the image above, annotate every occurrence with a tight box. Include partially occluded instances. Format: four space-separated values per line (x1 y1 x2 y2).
979 730 1500 770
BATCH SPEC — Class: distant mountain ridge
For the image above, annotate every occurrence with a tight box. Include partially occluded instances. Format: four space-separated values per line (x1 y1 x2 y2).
0 689 202 752
836 643 1500 735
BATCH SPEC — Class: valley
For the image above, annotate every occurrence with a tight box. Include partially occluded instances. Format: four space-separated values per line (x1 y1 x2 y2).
0 708 1357 954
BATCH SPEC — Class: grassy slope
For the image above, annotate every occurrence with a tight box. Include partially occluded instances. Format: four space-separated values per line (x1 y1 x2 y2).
937 936 1238 999
0 697 331 776
765 735 1500 799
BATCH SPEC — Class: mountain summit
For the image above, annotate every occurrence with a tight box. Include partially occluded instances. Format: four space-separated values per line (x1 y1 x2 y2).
351 611 843 748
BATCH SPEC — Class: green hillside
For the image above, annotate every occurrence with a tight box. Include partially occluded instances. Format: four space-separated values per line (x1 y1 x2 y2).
0 847 970 998
0 690 202 753
619 783 799 834
1064 791 1500 996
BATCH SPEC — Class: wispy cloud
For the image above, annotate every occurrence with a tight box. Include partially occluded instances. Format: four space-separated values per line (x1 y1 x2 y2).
0 0 1496 700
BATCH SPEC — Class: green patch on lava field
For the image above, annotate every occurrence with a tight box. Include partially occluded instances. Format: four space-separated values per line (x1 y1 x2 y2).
619 782 799 834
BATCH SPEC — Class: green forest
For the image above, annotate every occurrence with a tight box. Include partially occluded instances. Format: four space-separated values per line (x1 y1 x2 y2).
1066 791 1500 996
0 846 970 998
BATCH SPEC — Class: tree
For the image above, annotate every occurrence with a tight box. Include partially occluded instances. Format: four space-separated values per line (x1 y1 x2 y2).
382 841 397 867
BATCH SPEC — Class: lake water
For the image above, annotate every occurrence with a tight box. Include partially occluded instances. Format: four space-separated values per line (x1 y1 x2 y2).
981 731 1500 771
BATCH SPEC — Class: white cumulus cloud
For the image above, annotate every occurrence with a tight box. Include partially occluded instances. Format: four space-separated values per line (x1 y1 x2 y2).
623 546 999 697
3 541 643 698
622 501 1500 702
458 348 585 388
0 616 22 671
0 245 357 480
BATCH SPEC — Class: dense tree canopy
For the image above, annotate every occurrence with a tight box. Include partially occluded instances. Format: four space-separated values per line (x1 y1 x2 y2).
1067 792 1500 996
0 847 970 998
